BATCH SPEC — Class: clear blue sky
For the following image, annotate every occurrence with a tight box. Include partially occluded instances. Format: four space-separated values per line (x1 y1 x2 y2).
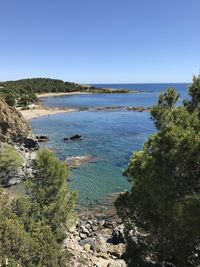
0 0 200 83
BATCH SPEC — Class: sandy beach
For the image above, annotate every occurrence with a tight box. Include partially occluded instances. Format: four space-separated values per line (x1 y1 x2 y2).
19 92 91 120
37 91 91 98
19 104 76 120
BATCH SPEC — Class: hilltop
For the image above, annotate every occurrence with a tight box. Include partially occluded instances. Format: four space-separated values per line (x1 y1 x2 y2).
0 78 133 108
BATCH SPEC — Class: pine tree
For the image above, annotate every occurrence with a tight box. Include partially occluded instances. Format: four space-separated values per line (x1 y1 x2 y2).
118 76 200 266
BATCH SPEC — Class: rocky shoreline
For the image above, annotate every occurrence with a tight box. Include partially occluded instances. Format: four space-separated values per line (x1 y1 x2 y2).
78 106 151 112
20 104 151 120
65 196 127 267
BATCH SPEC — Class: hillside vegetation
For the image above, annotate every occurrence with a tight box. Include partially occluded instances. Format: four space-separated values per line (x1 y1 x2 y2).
0 78 130 107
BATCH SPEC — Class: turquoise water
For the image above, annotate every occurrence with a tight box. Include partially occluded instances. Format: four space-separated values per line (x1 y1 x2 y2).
31 111 155 205
32 83 189 206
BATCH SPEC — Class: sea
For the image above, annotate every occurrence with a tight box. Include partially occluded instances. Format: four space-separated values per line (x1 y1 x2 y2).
31 83 190 206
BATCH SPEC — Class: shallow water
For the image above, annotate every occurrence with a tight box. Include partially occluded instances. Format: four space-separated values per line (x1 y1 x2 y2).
31 111 155 205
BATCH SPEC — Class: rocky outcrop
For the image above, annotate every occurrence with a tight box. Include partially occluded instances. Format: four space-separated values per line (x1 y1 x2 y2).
64 212 126 267
0 98 38 186
0 143 36 187
70 134 82 140
64 135 83 141
0 98 33 143
77 106 151 112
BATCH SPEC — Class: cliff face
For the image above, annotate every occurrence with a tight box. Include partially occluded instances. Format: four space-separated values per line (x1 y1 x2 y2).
0 98 32 143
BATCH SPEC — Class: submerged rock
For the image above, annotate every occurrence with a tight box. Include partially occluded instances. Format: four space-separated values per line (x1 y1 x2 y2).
65 155 97 168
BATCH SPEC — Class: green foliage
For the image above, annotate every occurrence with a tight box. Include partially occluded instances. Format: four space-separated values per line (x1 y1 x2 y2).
2 78 89 94
0 87 18 106
0 190 32 266
89 87 130 94
0 78 130 107
0 144 23 175
28 149 77 236
120 78 200 266
151 87 180 129
0 149 76 266
184 75 200 111
4 93 16 106
28 220 69 267
0 191 69 267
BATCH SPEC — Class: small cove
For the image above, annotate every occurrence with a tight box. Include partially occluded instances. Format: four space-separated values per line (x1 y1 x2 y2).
31 83 189 206
31 110 155 206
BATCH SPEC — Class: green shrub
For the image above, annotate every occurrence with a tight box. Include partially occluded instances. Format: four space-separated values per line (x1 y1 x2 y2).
28 149 77 238
0 149 77 266
0 143 23 173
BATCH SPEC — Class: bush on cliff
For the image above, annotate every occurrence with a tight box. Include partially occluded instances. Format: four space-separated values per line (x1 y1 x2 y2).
0 144 23 179
117 76 200 266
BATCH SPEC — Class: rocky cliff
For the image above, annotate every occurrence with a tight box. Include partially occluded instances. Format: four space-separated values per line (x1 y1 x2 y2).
0 98 38 186
0 98 32 143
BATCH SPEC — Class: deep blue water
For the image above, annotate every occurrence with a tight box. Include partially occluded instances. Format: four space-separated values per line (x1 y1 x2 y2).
92 83 190 95
32 83 189 206
42 83 190 109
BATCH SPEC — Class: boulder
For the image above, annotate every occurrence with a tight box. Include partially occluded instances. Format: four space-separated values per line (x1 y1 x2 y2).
90 256 109 267
80 233 87 239
91 234 109 253
36 135 49 142
79 238 96 247
108 227 125 245
3 177 22 187
84 244 91 252
103 218 116 229
108 260 127 267
109 243 125 258
80 225 90 235
70 134 82 140
23 138 39 150
63 239 83 252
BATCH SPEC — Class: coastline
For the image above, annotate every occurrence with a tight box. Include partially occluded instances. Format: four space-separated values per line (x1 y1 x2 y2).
20 104 151 120
20 91 91 120
19 90 150 121
37 91 92 98
19 104 77 120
